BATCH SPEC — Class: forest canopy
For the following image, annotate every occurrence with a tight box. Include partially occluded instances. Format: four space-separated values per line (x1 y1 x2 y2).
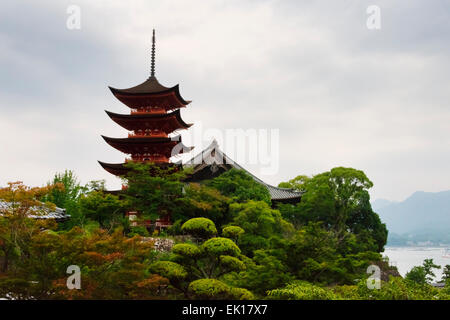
0 164 448 300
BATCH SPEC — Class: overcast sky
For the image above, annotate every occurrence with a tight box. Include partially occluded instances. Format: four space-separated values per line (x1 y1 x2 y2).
1 0 449 202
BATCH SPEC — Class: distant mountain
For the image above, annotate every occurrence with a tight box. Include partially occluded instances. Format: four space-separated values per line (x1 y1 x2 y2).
371 198 396 211
372 190 450 246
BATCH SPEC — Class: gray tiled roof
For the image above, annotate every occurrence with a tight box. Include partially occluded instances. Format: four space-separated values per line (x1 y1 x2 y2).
184 140 302 201
0 200 69 220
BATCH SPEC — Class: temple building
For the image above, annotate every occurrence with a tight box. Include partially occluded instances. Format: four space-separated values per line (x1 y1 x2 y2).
99 29 193 176
184 140 302 205
99 30 301 224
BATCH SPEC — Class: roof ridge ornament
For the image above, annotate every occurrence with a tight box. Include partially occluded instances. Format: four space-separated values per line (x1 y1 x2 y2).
150 29 156 78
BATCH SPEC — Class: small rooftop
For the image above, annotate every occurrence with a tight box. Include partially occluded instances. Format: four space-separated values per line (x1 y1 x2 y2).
0 200 69 221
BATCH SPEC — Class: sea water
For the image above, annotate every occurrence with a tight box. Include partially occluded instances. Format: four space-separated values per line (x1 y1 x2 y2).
383 246 450 282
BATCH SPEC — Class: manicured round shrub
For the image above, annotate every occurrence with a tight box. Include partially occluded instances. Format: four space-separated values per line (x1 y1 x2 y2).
267 281 336 300
181 218 217 239
188 279 232 300
149 261 187 280
219 255 246 271
172 243 202 258
230 287 254 300
202 237 241 257
222 226 244 239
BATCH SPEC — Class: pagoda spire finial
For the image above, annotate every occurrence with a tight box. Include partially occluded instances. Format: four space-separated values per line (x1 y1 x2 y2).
150 29 156 78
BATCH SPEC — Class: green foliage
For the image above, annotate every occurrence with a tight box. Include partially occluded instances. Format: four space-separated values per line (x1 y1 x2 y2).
188 278 253 300
202 237 241 257
41 170 85 208
78 191 126 230
268 277 448 300
127 225 149 237
222 226 244 240
219 255 246 271
40 170 86 229
0 226 163 299
276 203 310 229
0 182 58 274
405 266 427 284
181 218 217 239
442 265 450 283
149 261 187 281
422 259 441 283
3 167 448 300
406 259 441 284
279 167 387 253
208 169 271 204
268 281 336 300
188 278 232 300
123 162 186 221
227 249 293 295
166 219 183 236
278 175 310 192
151 220 249 298
178 183 231 227
229 287 255 300
280 222 381 285
172 243 202 258
229 201 293 255
353 277 441 300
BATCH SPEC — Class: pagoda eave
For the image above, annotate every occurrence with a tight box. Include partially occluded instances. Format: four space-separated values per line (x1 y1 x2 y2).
101 135 193 157
98 161 129 176
98 161 183 177
109 84 191 109
105 109 193 132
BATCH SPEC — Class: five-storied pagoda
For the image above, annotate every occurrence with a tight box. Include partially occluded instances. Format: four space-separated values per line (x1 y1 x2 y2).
99 30 193 176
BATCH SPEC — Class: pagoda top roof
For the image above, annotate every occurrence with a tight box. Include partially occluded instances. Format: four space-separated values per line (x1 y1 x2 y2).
108 79 191 106
109 76 168 94
108 30 190 105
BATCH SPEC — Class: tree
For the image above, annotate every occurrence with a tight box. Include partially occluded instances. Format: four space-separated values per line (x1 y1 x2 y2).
353 277 442 300
405 266 427 285
279 167 387 252
181 218 217 240
123 162 186 221
188 279 253 300
0 226 164 300
178 183 230 227
41 170 85 209
78 191 126 230
277 202 310 229
423 259 441 283
0 182 57 273
40 171 86 229
228 200 293 255
278 175 310 192
207 169 271 205
442 265 450 284
226 249 293 295
280 222 380 285
150 218 250 299
166 237 244 281
267 281 336 300
222 226 244 242
406 259 441 284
